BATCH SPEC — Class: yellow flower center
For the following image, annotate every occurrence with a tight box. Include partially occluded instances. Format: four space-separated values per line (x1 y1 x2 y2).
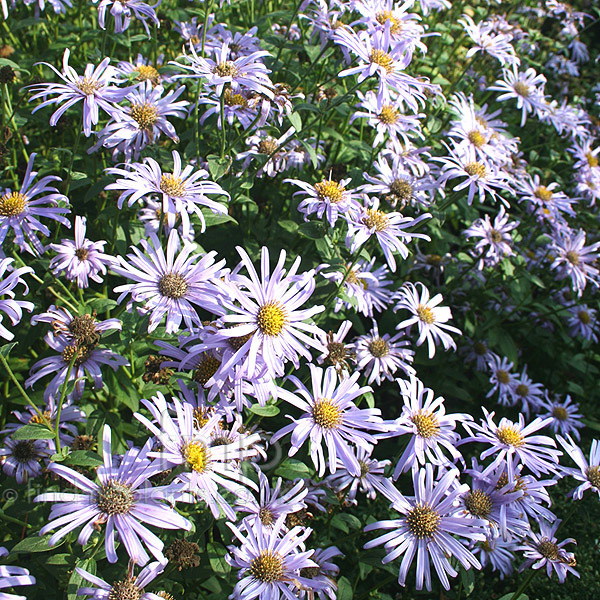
490 229 503 243
108 577 142 600
496 369 510 384
566 251 580 266
496 425 525 447
183 441 209 473
0 191 27 217
586 466 600 488
224 88 248 107
375 11 402 34
369 49 394 73
136 64 160 84
258 138 278 155
76 77 102 95
585 152 598 168
256 302 286 336
468 130 486 148
312 398 342 429
96 480 135 515
406 503 440 538
250 551 284 583
578 310 591 324
513 81 530 97
537 539 559 560
160 174 186 197
314 180 345 204
192 353 221 386
213 61 239 77
258 507 275 526
416 305 435 324
378 105 400 125
158 272 188 299
362 209 389 231
464 489 493 518
534 186 553 202
465 162 487 178
389 179 413 205
411 411 440 439
515 383 529 397
130 102 159 130
551 406 568 421
368 337 389 358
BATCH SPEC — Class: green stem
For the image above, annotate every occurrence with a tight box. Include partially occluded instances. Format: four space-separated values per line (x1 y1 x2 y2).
201 0 216 58
220 89 227 158
64 121 83 198
54 354 78 453
0 351 44 420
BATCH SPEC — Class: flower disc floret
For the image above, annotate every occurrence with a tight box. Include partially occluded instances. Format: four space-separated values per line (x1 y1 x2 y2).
368 337 389 358
183 441 209 473
312 398 343 429
314 180 345 204
250 551 284 583
158 272 188 299
130 102 159 130
107 578 142 600
406 503 440 539
369 49 394 73
496 426 525 447
96 480 135 516
411 411 440 438
159 174 186 197
464 490 493 518
257 301 287 336
362 209 389 231
587 466 600 488
0 191 26 216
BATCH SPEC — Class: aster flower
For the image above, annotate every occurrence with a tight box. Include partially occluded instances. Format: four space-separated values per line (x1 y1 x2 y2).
0 547 36 600
314 320 356 375
299 546 343 600
345 198 431 272
90 82 188 160
472 534 517 579
134 392 260 521
462 338 496 372
509 366 545 416
94 0 160 38
0 258 34 341
106 151 229 237
488 65 548 126
567 304 597 342
227 516 323 600
320 257 394 318
515 174 576 219
0 435 53 484
353 321 415 385
394 282 461 358
380 375 470 476
76 561 165 600
462 408 562 480
271 364 383 477
49 216 114 287
486 354 517 405
325 445 391 504
464 205 518 268
35 425 192 565
364 465 485 591
29 48 130 136
171 41 274 99
206 246 325 379
117 54 164 86
0 152 70 255
518 520 578 583
285 175 359 228
459 14 519 66
112 230 226 334
236 467 307 528
557 435 600 500
538 395 583 439
549 229 600 296
199 87 266 130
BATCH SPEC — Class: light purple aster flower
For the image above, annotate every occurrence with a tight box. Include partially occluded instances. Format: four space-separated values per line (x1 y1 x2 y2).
320 257 394 318
0 258 34 341
35 425 191 565
25 323 128 403
207 246 325 379
0 435 53 484
29 49 130 136
486 354 517 405
567 304 598 342
463 205 518 269
105 151 229 237
345 198 431 272
94 0 160 38
509 365 545 417
0 152 70 255
324 445 391 504
538 395 583 439
364 465 485 591
285 175 359 228
314 320 356 375
518 520 579 583
462 408 562 480
394 282 461 358
236 467 307 528
379 375 470 476
549 229 600 296
134 392 260 521
299 545 343 600
557 435 600 500
226 516 324 600
76 560 165 600
0 547 36 600
112 229 226 334
271 364 382 477
353 320 415 385
49 216 115 287
171 41 274 99
90 82 188 161
471 534 517 580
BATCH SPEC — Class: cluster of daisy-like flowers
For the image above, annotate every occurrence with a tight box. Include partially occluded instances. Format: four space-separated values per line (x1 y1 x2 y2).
1 0 600 599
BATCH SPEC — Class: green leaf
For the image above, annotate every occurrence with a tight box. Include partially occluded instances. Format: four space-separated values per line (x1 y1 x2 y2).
68 558 96 600
337 576 353 600
274 459 312 480
331 513 361 534
207 542 231 576
11 424 55 440
278 220 299 234
45 553 76 566
298 221 324 239
12 535 63 553
0 342 17 358
497 595 528 600
63 450 104 468
207 154 231 181
460 567 475 597
289 111 302 132
249 404 280 417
